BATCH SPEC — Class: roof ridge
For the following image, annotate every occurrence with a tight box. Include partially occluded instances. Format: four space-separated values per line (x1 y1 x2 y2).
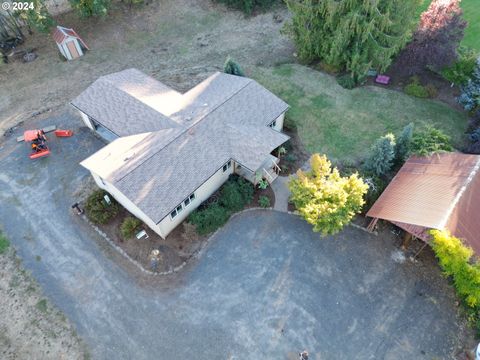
438 156 480 229
114 75 254 183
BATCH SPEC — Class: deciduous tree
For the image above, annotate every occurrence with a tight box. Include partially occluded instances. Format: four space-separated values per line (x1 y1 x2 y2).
395 0 466 75
284 0 418 81
289 154 368 235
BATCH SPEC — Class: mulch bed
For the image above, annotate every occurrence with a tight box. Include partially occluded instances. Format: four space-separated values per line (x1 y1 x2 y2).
366 63 464 111
85 180 275 273
97 207 203 273
277 127 310 176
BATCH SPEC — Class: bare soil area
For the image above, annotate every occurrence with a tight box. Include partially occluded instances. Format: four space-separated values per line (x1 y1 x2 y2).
0 0 293 135
0 249 87 359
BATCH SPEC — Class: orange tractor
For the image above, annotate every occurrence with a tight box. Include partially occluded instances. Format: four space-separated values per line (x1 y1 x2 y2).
23 128 73 159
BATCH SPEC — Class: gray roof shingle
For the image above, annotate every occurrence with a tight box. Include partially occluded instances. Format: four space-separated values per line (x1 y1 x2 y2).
79 69 289 223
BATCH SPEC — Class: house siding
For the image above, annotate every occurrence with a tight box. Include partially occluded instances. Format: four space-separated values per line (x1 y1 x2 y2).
78 110 95 130
90 172 166 238
271 113 285 132
157 162 234 237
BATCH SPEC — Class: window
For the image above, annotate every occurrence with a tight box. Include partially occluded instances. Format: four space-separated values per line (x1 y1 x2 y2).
223 160 232 172
269 120 277 128
170 204 184 219
184 192 195 207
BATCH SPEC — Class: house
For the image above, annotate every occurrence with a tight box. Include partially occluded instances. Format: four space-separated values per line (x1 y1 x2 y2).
72 69 290 238
366 153 480 255
53 26 89 60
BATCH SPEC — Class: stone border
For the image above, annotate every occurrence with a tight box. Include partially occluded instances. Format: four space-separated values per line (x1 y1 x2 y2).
82 207 271 276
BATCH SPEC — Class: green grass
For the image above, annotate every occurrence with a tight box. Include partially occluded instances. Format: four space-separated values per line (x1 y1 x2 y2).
417 0 480 51
253 64 468 162
0 231 10 254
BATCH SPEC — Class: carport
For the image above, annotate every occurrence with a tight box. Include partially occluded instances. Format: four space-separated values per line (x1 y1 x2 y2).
366 153 480 254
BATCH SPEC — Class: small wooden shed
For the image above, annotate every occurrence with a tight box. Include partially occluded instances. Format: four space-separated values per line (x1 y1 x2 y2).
53 26 89 61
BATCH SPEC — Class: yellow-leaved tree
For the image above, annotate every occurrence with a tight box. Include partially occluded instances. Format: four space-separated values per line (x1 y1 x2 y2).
288 154 369 236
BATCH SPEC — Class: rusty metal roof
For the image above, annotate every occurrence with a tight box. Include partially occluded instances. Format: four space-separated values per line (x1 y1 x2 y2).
367 153 480 254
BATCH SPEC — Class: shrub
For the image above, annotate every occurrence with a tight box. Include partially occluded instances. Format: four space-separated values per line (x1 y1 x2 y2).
224 57 245 77
466 128 480 154
430 230 480 309
258 195 270 208
289 154 369 235
336 74 357 89
411 126 453 156
188 203 231 235
363 133 396 177
85 190 120 224
362 176 387 211
235 176 254 203
441 47 477 85
69 0 110 16
120 217 142 239
395 123 414 164
0 231 10 254
220 181 246 212
458 57 480 111
404 77 437 98
257 179 269 189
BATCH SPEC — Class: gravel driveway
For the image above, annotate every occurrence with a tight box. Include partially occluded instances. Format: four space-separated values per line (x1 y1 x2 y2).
0 113 471 359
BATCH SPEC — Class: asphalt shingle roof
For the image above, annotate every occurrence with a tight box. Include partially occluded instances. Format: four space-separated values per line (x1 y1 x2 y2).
78 69 289 223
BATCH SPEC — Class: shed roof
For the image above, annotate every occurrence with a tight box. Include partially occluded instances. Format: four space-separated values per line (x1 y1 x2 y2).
367 153 480 254
78 69 289 223
52 26 89 49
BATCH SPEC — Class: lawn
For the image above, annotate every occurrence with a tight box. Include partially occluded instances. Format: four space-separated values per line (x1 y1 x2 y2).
417 0 480 51
253 64 469 162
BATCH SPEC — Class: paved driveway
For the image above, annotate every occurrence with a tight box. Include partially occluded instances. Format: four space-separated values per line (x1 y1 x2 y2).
0 113 468 359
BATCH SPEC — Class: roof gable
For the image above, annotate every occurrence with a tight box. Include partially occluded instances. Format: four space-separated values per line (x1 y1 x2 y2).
78 69 289 223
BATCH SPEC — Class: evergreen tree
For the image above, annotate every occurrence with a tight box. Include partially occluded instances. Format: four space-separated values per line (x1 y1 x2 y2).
363 133 396 177
395 123 414 164
224 57 245 77
458 57 480 111
284 0 418 80
395 0 466 75
410 126 453 156
289 154 368 235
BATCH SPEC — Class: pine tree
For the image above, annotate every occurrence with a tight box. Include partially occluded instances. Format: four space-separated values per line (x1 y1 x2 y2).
289 154 368 235
395 123 414 164
363 133 396 177
224 57 245 77
284 0 418 80
394 0 466 75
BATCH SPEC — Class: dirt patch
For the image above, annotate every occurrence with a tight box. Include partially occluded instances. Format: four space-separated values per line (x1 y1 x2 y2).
0 249 87 359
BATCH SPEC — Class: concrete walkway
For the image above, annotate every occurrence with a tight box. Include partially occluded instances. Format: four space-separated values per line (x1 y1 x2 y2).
271 176 290 212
